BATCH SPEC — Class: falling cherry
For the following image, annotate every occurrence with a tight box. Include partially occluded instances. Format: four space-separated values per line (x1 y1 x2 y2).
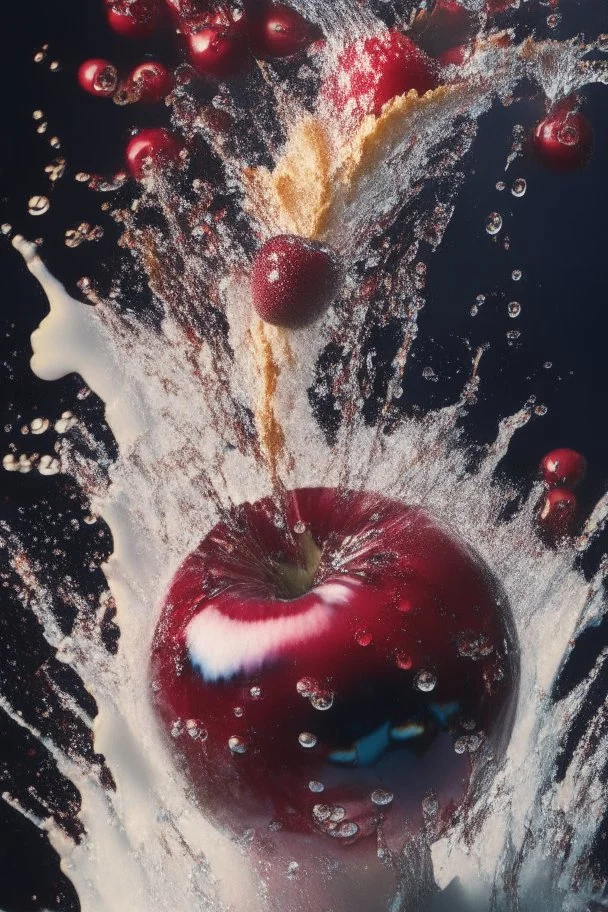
540 449 587 489
77 59 118 97
126 128 184 179
249 3 321 58
532 100 593 173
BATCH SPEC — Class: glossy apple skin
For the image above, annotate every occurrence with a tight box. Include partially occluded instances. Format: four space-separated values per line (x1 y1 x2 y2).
540 448 586 489
77 59 118 97
129 61 174 102
150 488 518 859
249 3 321 58
105 0 163 38
126 127 183 179
251 234 340 328
322 30 438 121
532 102 594 173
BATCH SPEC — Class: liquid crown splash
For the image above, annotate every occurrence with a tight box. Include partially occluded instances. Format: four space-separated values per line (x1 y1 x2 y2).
2 1 608 911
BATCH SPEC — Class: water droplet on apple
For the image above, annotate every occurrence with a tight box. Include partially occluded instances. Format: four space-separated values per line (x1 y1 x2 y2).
171 720 183 738
355 629 373 646
293 521 306 534
296 677 317 698
185 719 207 741
228 736 247 754
334 821 359 839
298 732 317 749
415 670 437 692
249 686 262 700
309 780 324 793
371 789 394 806
312 804 331 821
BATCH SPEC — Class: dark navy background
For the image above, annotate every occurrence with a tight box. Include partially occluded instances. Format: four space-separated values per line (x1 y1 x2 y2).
0 1 607 909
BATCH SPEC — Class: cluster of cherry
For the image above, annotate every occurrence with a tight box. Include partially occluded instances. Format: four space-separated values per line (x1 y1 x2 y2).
537 448 587 541
76 2 594 334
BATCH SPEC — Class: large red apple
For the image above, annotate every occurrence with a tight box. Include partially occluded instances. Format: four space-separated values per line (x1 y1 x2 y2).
150 487 518 904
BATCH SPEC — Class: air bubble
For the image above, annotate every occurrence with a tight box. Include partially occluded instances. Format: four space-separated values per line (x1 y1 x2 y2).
298 732 317 749
511 178 527 198
415 670 437 693
486 212 503 235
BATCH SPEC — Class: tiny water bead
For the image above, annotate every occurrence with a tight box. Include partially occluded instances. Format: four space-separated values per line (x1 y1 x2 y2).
309 781 325 793
293 521 306 534
414 670 437 693
512 269 522 281
310 691 334 711
370 790 394 807
296 677 318 698
28 195 50 217
249 686 262 700
508 301 521 318
228 736 247 754
486 212 503 235
511 178 527 197
298 732 318 749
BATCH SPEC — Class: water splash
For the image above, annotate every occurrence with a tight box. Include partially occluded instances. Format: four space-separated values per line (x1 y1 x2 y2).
3 5 608 912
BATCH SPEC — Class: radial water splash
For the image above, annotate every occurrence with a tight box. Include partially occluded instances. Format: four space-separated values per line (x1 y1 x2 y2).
2 3 608 912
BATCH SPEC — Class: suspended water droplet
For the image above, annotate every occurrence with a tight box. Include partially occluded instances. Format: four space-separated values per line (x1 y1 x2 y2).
371 789 394 807
454 733 483 754
249 686 262 700
310 690 334 711
422 796 439 817
296 677 317 698
334 821 359 839
293 520 306 534
329 806 346 823
233 706 244 718
496 181 506 191
1 224 12 236
228 736 247 754
486 212 503 235
298 732 317 749
512 269 522 282
312 804 331 821
287 861 299 877
185 719 207 741
511 178 527 198
395 650 413 671
171 720 183 738
355 628 373 647
309 781 324 794
508 301 521 318
415 670 437 693
28 195 50 217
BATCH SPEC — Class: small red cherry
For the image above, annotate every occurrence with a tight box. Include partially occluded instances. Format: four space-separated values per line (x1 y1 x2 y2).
77 59 118 97
128 61 174 102
187 23 249 79
532 101 593 173
537 487 577 539
540 448 587 489
249 3 321 58
126 127 184 179
251 235 341 328
323 30 438 122
105 0 163 38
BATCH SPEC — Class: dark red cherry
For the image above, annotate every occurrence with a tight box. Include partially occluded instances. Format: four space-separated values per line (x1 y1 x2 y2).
532 101 593 173
251 234 341 328
187 22 249 79
322 30 438 122
128 61 174 101
126 127 184 179
540 448 587 489
77 58 118 97
150 488 518 876
105 0 163 38
537 487 577 540
249 3 321 58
